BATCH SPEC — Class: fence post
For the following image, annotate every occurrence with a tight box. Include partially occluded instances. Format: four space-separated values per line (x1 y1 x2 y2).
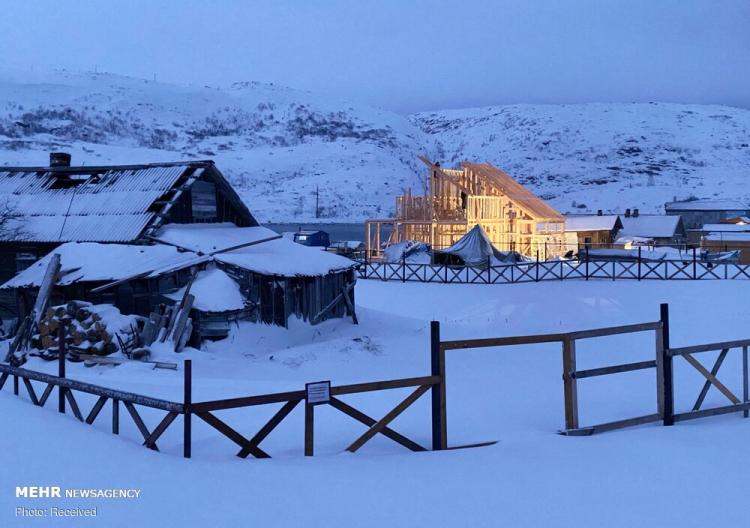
535 250 540 282
401 255 406 283
431 320 447 450
183 359 192 458
487 256 491 284
112 399 119 435
58 324 65 414
638 246 642 280
743 345 748 419
585 248 589 280
562 337 579 431
692 247 697 279
304 401 314 456
13 374 18 395
660 303 674 426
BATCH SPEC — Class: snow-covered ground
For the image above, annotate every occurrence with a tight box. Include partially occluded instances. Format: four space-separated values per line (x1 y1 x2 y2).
1 68 749 223
3 278 750 527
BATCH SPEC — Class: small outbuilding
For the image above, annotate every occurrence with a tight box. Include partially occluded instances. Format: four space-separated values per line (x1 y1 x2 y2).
564 214 623 250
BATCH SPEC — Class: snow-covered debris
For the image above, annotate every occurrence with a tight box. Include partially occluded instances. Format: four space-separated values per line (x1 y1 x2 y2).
166 266 245 312
382 241 431 264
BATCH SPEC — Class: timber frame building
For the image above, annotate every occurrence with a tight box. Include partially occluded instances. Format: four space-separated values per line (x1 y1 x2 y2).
366 157 566 259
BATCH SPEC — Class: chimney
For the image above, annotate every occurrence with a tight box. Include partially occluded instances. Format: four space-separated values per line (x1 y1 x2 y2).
597 209 603 216
633 208 639 217
49 152 71 168
625 208 631 218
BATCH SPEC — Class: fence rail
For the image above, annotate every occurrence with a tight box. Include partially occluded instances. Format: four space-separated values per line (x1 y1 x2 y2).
0 326 461 459
359 259 750 285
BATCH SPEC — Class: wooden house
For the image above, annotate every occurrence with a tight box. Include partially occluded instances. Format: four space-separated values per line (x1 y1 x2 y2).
0 153 255 315
0 155 358 331
564 214 623 250
366 157 565 260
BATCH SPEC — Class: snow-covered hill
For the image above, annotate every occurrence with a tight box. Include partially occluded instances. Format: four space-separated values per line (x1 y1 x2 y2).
1 68 748 222
413 103 750 215
0 68 426 222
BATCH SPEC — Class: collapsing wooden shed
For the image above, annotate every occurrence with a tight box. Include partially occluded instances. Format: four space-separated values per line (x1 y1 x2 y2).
155 223 358 328
2 224 359 341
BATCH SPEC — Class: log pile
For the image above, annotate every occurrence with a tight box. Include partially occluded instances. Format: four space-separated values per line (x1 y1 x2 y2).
32 301 118 356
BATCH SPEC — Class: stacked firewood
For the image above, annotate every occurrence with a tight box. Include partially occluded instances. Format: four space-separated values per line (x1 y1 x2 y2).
32 301 118 356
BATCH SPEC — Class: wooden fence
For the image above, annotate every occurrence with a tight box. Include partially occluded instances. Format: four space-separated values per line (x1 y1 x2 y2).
0 330 464 458
432 303 750 437
360 258 750 284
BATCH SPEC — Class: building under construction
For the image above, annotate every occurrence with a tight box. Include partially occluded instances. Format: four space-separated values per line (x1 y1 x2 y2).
365 157 566 259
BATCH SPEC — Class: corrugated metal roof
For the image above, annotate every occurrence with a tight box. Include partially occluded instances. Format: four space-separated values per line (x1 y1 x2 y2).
462 162 564 221
0 162 203 242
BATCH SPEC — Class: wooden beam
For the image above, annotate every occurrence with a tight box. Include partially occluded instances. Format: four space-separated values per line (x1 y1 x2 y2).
0 364 183 412
692 349 729 411
143 411 179 449
345 385 430 453
65 389 83 421
572 360 656 379
562 337 579 430
195 411 269 459
85 395 109 425
237 400 299 458
682 352 739 404
669 339 750 357
124 401 158 451
328 397 426 452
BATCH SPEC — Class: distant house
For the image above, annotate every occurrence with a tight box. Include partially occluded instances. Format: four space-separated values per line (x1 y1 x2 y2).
564 214 623 250
0 154 358 330
616 214 686 247
293 229 330 248
665 199 750 231
701 232 750 264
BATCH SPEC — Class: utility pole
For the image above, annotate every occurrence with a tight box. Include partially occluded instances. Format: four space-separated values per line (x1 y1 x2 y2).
315 185 320 219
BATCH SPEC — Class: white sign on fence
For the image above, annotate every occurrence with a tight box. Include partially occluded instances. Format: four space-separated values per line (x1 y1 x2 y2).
305 381 331 405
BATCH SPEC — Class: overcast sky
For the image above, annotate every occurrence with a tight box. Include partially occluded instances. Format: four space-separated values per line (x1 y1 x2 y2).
0 0 748 113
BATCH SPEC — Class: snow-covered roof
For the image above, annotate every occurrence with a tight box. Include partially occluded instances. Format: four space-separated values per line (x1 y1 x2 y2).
215 237 357 276
618 215 683 238
700 223 750 232
0 160 257 243
0 242 203 289
154 223 279 254
565 215 621 232
704 232 750 242
155 222 356 276
665 199 749 212
165 266 245 312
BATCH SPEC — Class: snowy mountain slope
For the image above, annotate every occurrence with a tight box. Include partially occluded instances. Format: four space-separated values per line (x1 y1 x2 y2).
412 103 750 215
0 68 426 222
0 68 748 223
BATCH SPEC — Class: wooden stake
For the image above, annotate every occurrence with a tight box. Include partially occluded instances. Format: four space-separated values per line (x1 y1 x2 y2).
562 337 579 430
431 321 447 450
58 324 65 414
304 402 314 456
661 303 674 426
184 359 192 458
